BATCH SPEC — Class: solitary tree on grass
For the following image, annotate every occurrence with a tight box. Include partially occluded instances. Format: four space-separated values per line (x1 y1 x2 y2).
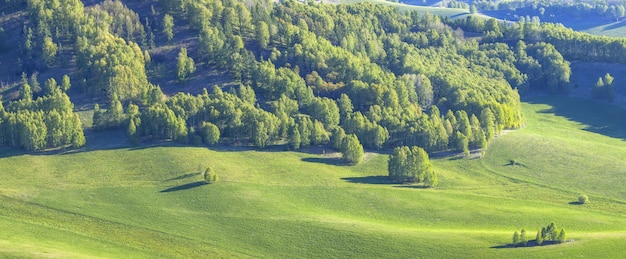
204 167 218 184
578 194 589 204
341 134 364 164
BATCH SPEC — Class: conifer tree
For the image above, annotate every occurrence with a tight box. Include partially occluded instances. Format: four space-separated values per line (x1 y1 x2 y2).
162 14 174 41
557 229 566 243
288 124 301 150
536 229 543 245
128 117 138 145
61 75 71 92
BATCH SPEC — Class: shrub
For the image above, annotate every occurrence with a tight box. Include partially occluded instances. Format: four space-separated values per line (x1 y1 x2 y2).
203 167 218 184
508 159 524 166
578 194 589 204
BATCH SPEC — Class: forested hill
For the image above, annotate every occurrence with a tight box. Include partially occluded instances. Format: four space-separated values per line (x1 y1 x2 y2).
0 0 620 154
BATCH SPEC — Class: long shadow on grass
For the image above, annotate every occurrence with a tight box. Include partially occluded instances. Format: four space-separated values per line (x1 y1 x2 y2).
491 240 565 249
526 95 626 140
604 21 626 31
394 185 431 189
160 181 207 193
302 157 348 166
164 172 201 182
341 176 394 184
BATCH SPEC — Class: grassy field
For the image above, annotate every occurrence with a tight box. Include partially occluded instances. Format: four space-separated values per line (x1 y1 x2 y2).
1 96 626 257
336 0 472 17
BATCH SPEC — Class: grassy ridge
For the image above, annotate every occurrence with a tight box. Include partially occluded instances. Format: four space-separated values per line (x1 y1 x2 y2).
1 97 626 257
336 0 471 16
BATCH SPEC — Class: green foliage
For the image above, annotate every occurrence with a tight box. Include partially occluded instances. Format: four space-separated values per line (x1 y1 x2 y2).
203 166 218 184
255 21 270 49
176 47 195 82
2 97 626 257
94 0 146 44
520 229 527 246
592 73 615 102
534 222 564 244
330 127 346 150
162 14 174 41
127 117 138 145
93 93 125 130
1 83 85 151
201 122 220 146
557 229 566 243
536 229 543 246
41 36 57 68
388 146 437 186
578 194 589 204
19 75 32 102
61 75 71 92
508 159 524 167
288 124 301 150
514 224 565 247
341 134 364 164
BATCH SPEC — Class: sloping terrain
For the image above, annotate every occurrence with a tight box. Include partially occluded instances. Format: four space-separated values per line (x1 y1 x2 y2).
1 98 626 257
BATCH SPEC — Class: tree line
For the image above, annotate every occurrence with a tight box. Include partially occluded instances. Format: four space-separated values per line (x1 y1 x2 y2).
0 73 85 151
512 222 566 247
11 0 617 156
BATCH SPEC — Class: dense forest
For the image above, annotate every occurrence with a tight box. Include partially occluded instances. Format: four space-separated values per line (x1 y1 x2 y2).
0 0 622 155
474 0 626 20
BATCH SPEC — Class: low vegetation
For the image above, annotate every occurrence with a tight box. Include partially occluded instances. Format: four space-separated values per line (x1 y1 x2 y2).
512 223 566 247
579 194 590 205
203 166 218 184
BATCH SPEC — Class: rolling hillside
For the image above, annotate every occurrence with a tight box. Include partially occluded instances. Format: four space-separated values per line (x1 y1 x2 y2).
1 97 626 258
1 0 626 257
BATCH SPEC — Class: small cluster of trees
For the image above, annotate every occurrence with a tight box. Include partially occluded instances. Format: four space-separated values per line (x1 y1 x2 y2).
512 222 566 247
388 146 438 187
0 74 85 151
592 73 615 102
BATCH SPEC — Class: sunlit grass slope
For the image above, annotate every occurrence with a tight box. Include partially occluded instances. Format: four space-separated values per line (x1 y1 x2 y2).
1 96 626 258
337 0 471 17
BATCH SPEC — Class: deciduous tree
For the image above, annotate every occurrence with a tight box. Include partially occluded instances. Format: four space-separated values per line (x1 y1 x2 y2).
341 134 363 164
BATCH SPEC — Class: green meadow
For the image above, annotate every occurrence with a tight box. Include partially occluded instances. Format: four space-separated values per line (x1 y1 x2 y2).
1 96 626 258
336 0 472 17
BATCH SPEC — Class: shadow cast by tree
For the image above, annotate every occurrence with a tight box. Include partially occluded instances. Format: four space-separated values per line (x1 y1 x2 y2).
341 176 394 185
394 185 431 189
301 157 348 166
529 96 626 141
164 172 201 182
160 181 207 193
